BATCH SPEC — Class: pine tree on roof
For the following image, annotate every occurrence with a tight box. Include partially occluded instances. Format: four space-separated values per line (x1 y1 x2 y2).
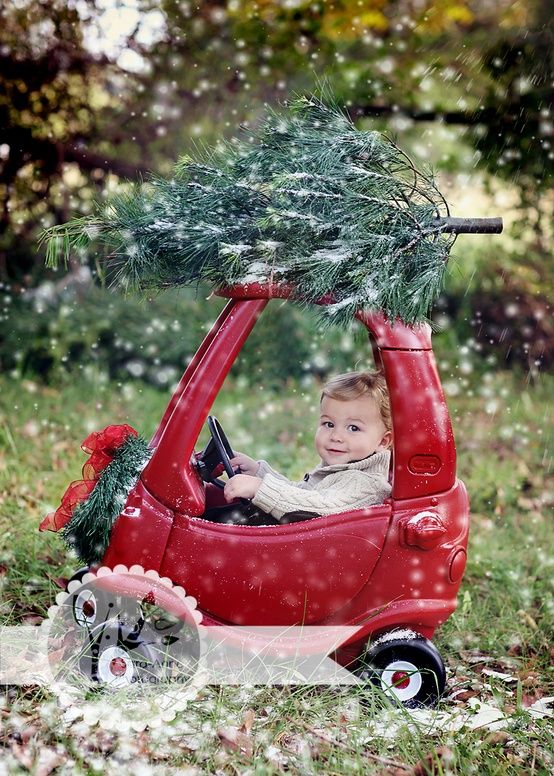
42 94 456 327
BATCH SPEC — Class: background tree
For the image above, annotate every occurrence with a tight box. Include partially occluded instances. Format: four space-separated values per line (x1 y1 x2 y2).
1 0 551 372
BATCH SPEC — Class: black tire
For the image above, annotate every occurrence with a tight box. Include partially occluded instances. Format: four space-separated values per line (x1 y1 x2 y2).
71 586 111 629
71 585 143 631
53 572 200 691
356 632 446 708
67 567 89 586
79 622 161 688
66 566 142 630
79 619 201 689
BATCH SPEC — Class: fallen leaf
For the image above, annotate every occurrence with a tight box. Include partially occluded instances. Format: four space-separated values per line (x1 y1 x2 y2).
307 735 332 760
265 744 289 768
282 734 312 760
527 695 554 719
522 689 545 707
409 746 455 776
47 576 69 590
136 731 152 758
217 726 253 757
11 741 34 770
485 731 511 746
89 729 117 755
20 725 38 744
242 709 255 735
452 689 480 703
460 650 495 665
36 748 65 776
21 615 43 626
521 671 541 688
481 669 518 683
466 698 507 730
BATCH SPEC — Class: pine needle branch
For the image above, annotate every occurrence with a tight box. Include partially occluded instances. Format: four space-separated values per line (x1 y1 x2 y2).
61 435 151 566
39 93 457 325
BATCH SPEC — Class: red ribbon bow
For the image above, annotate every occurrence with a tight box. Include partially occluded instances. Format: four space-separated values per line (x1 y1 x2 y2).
39 424 138 533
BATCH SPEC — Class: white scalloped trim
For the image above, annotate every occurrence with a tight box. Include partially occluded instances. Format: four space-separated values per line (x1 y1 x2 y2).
40 564 207 733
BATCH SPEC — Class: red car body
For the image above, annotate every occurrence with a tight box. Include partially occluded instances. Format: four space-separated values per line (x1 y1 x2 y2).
101 283 469 664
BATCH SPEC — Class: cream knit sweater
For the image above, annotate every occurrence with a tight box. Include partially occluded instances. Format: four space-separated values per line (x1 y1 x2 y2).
251 450 391 522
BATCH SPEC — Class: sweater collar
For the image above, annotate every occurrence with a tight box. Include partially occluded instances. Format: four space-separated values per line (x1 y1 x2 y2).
315 449 391 474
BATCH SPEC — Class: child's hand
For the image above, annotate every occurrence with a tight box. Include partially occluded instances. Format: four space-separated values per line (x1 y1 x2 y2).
229 452 259 476
224 474 262 502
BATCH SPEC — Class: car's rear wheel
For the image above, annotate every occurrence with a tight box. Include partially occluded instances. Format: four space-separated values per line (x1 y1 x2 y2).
356 631 446 708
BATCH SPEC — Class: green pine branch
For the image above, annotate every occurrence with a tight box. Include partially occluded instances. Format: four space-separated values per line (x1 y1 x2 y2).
41 94 454 325
61 435 152 566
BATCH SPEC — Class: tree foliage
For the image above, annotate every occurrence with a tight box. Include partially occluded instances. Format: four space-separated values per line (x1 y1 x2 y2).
0 0 551 287
43 96 457 327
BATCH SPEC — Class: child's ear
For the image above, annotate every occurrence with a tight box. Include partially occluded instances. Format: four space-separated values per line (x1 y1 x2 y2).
376 430 393 451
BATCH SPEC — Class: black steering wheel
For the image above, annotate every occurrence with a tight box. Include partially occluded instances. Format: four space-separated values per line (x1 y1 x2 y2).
197 416 237 489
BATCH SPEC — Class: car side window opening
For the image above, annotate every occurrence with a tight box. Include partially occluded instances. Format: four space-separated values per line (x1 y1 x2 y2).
196 313 393 524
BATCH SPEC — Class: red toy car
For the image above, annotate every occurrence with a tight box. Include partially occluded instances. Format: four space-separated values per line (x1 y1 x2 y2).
51 274 484 708
41 214 505 705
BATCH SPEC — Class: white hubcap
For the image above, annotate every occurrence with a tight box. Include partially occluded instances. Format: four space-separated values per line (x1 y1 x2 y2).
73 590 98 627
97 646 134 687
380 659 422 701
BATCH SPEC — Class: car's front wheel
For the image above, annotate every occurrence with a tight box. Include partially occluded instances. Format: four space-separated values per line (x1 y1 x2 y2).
79 621 163 689
356 631 446 708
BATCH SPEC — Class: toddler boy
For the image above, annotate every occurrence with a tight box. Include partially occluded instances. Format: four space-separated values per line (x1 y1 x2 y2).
224 371 392 521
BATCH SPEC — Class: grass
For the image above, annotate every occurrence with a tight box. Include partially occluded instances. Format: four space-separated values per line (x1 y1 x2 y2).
0 364 552 775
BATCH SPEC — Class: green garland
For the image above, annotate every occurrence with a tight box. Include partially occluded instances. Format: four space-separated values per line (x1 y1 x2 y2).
41 94 455 326
62 434 152 566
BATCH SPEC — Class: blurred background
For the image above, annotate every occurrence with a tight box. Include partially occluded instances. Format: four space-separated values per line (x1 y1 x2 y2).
0 0 552 388
1 8 552 760
0 0 552 701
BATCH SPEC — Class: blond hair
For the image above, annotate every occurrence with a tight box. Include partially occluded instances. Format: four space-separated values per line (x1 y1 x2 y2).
321 371 392 434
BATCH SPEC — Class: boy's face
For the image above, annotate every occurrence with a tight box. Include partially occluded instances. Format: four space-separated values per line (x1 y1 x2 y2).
315 395 392 467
